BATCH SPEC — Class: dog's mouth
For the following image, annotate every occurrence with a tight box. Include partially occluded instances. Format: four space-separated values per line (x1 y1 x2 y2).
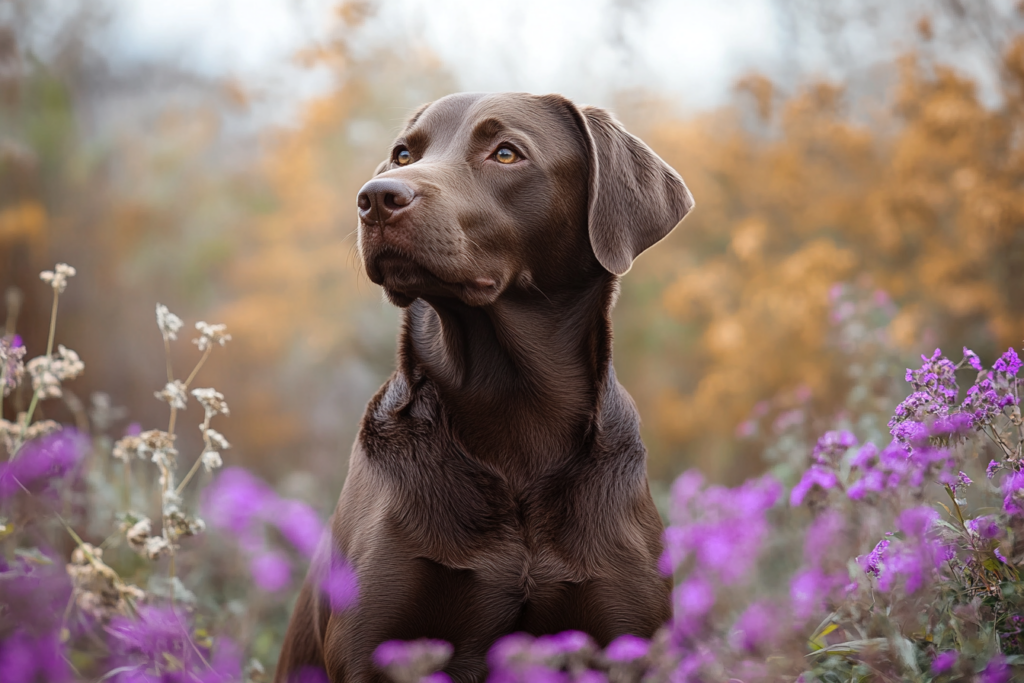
364 247 500 307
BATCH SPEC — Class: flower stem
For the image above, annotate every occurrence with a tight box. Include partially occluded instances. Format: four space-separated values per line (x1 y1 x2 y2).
183 346 213 389
11 289 60 458
163 336 174 384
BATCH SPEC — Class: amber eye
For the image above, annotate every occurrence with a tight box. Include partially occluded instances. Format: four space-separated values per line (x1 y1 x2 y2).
494 147 518 164
396 149 412 165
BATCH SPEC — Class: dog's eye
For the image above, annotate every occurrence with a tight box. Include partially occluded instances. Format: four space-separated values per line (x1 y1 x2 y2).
494 147 518 164
395 149 412 165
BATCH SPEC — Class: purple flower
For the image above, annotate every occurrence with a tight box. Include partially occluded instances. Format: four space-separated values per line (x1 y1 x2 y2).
107 606 192 671
850 442 879 469
251 550 291 591
790 466 837 506
995 547 1008 564
731 601 777 652
979 655 1010 683
963 347 983 371
847 469 884 500
860 539 889 578
897 506 938 537
202 467 279 535
672 577 714 638
965 516 1001 540
273 499 325 558
930 650 957 674
812 430 857 465
0 630 69 683
543 631 592 655
0 430 88 498
674 577 714 616
790 569 837 619
993 348 1021 376
987 460 1001 479
604 635 649 662
322 554 358 611
804 510 844 567
1002 470 1024 515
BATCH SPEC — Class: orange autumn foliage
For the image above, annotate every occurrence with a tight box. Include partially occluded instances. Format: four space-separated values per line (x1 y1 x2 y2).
619 40 1024 480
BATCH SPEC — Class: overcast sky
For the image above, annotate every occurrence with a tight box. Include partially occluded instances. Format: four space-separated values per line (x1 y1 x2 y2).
107 0 785 111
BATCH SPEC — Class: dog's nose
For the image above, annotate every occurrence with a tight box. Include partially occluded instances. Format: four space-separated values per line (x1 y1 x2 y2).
357 178 416 224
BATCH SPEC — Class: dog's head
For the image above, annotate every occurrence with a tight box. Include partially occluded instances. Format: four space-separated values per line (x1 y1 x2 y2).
356 93 694 308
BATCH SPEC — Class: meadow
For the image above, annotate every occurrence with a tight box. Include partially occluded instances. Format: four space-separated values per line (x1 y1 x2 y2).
2 1 1024 681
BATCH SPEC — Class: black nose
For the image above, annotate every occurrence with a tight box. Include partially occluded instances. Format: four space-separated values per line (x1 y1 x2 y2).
357 178 416 224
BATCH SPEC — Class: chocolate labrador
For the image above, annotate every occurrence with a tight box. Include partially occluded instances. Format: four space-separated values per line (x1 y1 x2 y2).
276 92 693 683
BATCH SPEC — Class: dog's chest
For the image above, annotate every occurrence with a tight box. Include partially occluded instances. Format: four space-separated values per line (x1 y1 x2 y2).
361 376 644 586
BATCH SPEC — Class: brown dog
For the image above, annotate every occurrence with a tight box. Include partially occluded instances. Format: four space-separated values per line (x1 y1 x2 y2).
276 92 693 683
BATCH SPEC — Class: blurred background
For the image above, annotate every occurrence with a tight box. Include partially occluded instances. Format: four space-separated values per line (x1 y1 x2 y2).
3 0 1024 504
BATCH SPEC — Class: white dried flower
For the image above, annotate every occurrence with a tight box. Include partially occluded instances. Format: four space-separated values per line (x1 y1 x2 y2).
125 517 152 553
193 321 231 351
156 304 184 341
162 488 183 514
26 356 61 398
39 263 76 293
66 541 143 620
24 419 60 442
112 435 144 461
139 429 177 469
142 536 171 560
154 380 188 410
192 387 229 417
26 346 84 400
203 427 230 451
55 345 84 379
0 335 26 397
200 450 223 472
0 417 61 452
166 510 205 540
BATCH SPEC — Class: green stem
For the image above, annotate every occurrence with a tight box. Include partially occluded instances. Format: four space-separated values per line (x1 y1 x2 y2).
11 289 60 457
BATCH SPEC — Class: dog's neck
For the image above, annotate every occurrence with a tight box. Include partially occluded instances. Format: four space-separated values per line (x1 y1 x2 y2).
398 273 618 477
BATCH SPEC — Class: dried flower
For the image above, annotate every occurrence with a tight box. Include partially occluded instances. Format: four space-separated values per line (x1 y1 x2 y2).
0 334 26 397
65 543 144 620
25 346 83 399
201 450 223 472
38 263 75 293
193 321 231 351
192 387 229 417
154 379 188 410
124 517 153 554
155 303 183 341
203 427 230 451
111 435 144 461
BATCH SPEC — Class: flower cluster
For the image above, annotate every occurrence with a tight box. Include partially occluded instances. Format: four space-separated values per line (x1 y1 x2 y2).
0 334 25 397
202 467 356 607
25 344 84 399
38 262 75 293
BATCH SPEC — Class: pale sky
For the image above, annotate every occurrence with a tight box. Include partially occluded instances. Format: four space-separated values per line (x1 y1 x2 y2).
107 0 784 112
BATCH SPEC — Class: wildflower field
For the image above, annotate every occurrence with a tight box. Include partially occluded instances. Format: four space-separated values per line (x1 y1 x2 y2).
4 1 1024 682
2 266 1023 682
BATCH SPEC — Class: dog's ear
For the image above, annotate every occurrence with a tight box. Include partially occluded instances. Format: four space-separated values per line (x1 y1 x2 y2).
571 104 695 275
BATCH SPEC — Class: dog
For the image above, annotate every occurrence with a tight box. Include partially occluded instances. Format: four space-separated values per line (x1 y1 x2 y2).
276 92 694 683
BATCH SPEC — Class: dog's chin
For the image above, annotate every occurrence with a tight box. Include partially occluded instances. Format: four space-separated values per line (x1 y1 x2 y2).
367 254 502 308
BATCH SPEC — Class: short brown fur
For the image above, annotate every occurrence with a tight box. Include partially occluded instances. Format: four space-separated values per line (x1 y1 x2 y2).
276 92 694 683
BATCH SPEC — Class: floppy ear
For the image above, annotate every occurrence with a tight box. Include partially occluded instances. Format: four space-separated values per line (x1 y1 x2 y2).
575 105 694 275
